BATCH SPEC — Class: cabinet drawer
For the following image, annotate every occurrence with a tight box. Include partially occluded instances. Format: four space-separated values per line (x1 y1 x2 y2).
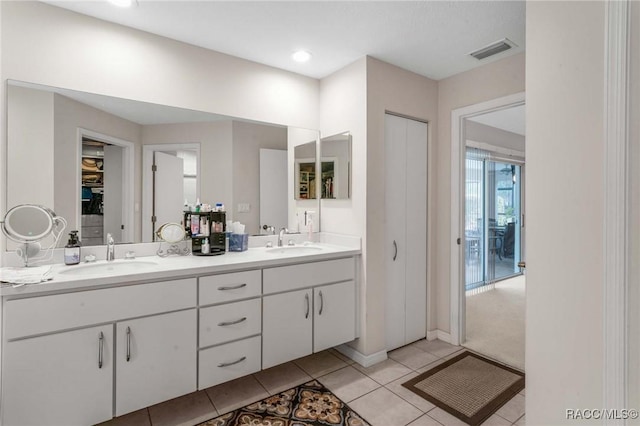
198 335 261 389
199 270 261 305
263 258 354 294
199 298 261 347
5 278 197 340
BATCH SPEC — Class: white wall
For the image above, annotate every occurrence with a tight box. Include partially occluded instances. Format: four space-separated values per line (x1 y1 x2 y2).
319 58 367 237
526 2 605 424
630 1 640 416
436 53 525 333
7 86 54 210
1 1 319 129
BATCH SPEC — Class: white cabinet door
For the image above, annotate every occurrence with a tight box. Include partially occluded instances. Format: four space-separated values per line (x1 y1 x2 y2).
384 113 428 351
116 309 197 416
314 281 356 352
2 325 113 426
262 289 312 369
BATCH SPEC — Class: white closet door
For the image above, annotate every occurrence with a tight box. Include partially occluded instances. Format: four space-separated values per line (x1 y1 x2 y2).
385 114 408 351
405 119 428 343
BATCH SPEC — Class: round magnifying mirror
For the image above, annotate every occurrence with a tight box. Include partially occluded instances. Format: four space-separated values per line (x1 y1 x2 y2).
156 223 186 243
3 205 55 242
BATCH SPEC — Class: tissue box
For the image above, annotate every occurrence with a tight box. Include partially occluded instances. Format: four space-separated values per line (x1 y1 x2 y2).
229 233 249 252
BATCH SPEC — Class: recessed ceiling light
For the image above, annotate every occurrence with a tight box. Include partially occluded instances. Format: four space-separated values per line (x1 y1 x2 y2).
108 0 137 8
292 50 312 63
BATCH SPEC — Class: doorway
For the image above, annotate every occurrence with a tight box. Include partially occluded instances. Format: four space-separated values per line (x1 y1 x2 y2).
78 129 134 246
450 94 525 370
465 154 523 289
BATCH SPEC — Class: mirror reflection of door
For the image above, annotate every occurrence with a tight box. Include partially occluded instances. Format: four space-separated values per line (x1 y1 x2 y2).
259 149 288 234
153 152 185 239
103 145 124 243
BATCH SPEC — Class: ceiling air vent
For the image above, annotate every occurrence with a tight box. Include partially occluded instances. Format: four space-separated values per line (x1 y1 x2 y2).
469 38 516 60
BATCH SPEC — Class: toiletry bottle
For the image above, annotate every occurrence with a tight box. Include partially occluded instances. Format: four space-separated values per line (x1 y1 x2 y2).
191 215 200 235
202 238 210 254
64 231 81 265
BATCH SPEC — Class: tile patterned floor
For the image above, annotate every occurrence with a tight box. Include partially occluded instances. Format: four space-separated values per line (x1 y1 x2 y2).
100 342 526 426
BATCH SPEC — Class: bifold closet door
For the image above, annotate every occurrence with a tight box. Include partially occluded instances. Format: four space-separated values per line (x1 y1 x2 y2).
384 114 427 351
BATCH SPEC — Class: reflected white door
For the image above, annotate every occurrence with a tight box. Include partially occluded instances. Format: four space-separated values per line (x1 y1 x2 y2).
104 145 124 243
154 152 184 237
260 149 288 234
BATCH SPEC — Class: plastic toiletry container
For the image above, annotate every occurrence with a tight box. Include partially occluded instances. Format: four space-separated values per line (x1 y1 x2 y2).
64 231 81 265
202 238 210 254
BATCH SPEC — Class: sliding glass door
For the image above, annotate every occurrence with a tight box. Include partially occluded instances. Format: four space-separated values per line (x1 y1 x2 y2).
465 149 522 290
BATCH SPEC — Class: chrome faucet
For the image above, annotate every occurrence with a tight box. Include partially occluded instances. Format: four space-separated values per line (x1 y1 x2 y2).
106 233 115 261
278 227 288 247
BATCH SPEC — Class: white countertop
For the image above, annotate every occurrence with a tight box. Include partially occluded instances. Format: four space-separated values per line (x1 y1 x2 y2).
0 243 360 297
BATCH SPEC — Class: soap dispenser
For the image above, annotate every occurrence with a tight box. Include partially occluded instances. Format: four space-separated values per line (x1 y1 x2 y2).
64 231 81 265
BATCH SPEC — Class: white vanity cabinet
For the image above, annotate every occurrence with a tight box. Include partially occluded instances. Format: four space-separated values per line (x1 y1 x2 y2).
0 252 360 425
1 277 197 425
2 325 114 426
198 270 263 389
262 258 356 369
115 309 197 416
263 288 313 368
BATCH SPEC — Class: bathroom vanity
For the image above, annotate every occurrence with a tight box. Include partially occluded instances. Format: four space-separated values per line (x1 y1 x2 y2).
0 244 360 425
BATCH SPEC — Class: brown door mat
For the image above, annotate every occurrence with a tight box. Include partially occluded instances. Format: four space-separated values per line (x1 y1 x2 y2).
402 351 524 426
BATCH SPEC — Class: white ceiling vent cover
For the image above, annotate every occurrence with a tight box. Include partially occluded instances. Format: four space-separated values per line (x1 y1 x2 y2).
469 38 517 60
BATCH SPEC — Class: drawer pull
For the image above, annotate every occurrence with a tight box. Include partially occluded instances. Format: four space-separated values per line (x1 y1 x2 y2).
218 317 247 327
218 356 247 368
98 332 104 369
218 283 247 291
126 326 131 362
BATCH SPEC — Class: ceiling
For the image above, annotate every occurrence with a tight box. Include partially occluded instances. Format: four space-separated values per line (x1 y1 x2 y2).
42 0 525 81
468 104 526 136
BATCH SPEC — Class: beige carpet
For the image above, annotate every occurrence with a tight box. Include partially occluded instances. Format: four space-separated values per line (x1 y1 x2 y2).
464 275 525 371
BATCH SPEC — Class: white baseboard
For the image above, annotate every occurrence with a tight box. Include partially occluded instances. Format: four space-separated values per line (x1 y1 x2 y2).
335 345 388 367
426 330 453 344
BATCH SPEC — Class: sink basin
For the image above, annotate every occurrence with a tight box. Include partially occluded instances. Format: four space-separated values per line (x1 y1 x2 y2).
266 246 323 255
58 260 159 276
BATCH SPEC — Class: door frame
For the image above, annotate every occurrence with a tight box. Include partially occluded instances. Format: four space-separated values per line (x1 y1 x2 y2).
142 143 201 242
449 92 525 346
77 128 134 244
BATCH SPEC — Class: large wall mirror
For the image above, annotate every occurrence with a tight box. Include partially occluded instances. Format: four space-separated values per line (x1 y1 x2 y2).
320 132 352 199
6 80 320 248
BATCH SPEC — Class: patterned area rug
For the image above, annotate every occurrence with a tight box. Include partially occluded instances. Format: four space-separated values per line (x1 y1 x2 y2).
197 379 370 426
402 351 524 426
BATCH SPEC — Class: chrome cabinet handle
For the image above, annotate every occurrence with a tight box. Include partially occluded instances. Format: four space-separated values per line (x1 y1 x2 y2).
218 283 247 291
126 326 131 362
98 332 104 369
218 317 247 327
305 293 310 319
393 240 398 261
218 356 246 368
319 290 324 316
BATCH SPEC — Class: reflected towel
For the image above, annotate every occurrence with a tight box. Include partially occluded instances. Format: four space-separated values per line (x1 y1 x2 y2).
0 266 53 285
